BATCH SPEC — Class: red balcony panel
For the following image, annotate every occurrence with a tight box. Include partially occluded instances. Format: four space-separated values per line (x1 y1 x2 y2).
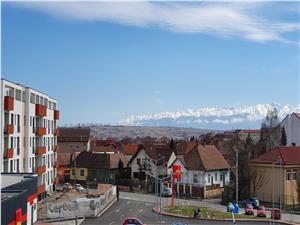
5 148 14 159
54 110 60 120
5 124 14 134
37 184 46 195
4 96 14 111
35 104 47 117
37 165 46 175
36 127 46 136
54 128 60 136
36 147 46 156
54 145 60 152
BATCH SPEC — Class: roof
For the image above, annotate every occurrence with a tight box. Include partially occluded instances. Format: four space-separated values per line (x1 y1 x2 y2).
91 145 117 153
1 173 37 188
70 151 128 169
176 141 198 155
124 144 141 155
184 145 230 171
58 127 91 142
241 130 260 134
293 113 300 120
57 152 80 166
250 146 300 165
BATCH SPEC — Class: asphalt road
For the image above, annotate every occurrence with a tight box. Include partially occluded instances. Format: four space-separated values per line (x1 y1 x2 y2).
82 198 285 225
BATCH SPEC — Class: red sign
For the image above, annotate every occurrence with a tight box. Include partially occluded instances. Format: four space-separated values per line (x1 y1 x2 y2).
173 164 181 180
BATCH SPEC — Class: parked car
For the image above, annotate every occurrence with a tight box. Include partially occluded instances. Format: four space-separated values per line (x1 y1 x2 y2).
243 197 260 209
257 206 266 217
74 183 84 192
123 217 146 225
245 204 254 215
171 223 188 225
63 183 73 191
271 208 281 220
161 187 172 197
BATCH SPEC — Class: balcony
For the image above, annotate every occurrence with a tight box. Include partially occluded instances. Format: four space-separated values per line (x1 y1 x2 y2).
37 165 46 175
54 110 60 120
54 128 60 136
54 145 60 152
35 104 47 117
36 147 46 156
5 148 14 159
37 184 45 195
36 127 46 136
4 96 14 111
5 124 14 135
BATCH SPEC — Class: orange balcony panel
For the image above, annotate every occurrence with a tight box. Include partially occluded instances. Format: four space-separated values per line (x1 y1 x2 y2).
5 148 14 159
36 127 46 136
37 165 46 175
54 145 60 152
54 110 60 120
54 128 60 136
5 124 14 134
36 146 46 156
4 96 14 111
35 104 47 117
37 184 46 195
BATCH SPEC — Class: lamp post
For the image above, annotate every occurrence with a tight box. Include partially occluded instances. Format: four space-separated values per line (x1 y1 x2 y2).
234 147 239 204
272 159 281 225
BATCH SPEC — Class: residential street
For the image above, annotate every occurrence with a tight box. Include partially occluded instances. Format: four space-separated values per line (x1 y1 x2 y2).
82 192 292 225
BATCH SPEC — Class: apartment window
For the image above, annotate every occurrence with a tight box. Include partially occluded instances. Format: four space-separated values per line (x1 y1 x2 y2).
36 95 39 104
220 174 223 181
17 159 19 172
137 158 141 165
17 137 20 155
22 91 26 102
215 173 218 181
207 174 211 184
10 137 13 148
286 170 291 181
80 170 85 176
24 116 26 126
30 116 32 126
17 115 20 133
15 89 22 101
53 102 57 110
30 93 35 104
10 161 13 172
11 113 14 125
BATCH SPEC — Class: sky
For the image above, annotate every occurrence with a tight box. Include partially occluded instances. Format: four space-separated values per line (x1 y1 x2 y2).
1 1 299 125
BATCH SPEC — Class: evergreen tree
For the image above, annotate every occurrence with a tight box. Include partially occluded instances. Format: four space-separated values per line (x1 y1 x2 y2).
280 127 287 146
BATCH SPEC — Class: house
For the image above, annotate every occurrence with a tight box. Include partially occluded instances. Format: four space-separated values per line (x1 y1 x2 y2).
128 144 176 184
69 151 128 186
168 144 230 198
279 113 300 146
249 146 300 206
237 130 261 142
123 144 143 161
91 145 117 154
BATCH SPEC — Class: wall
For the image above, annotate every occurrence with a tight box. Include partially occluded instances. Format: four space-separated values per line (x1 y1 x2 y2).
281 114 300 146
46 185 116 219
70 167 88 182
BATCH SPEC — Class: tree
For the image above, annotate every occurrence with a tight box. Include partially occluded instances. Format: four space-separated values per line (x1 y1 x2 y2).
280 127 287 146
250 168 265 196
260 107 280 151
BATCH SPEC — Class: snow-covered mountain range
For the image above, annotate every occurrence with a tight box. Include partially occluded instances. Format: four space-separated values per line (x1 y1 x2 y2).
120 104 300 130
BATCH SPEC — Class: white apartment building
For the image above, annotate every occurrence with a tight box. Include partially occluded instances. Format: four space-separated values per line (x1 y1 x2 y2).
280 113 300 146
1 79 60 199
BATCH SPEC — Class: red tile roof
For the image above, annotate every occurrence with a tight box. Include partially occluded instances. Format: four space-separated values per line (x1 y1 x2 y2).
176 141 198 155
91 145 117 153
184 145 230 171
124 144 140 155
250 146 300 165
241 130 260 134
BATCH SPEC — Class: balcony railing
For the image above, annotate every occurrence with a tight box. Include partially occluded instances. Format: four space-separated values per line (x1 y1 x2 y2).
36 127 46 136
4 96 14 111
36 146 46 156
5 148 14 159
54 110 60 120
5 124 14 135
37 165 46 175
54 128 60 136
35 104 47 117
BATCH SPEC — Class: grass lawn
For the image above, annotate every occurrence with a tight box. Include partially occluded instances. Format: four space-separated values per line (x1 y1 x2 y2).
163 205 265 220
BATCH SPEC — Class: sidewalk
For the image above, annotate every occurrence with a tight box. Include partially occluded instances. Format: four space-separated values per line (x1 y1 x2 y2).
120 191 300 224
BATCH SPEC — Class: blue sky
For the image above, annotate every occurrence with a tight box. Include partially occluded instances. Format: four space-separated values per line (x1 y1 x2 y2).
2 1 299 125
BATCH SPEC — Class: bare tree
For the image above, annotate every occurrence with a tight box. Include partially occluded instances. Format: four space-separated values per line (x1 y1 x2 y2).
250 168 266 196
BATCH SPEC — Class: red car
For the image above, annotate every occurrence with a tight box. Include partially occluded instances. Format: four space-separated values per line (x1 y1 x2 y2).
257 206 266 217
245 204 254 215
123 217 146 225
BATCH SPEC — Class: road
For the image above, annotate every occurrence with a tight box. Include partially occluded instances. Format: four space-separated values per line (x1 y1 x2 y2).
82 192 289 225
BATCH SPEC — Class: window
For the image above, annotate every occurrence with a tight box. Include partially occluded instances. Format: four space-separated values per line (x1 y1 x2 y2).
207 174 211 184
10 137 14 148
30 93 35 104
17 115 20 132
11 113 14 125
36 95 39 104
137 158 141 165
286 170 291 181
292 170 297 180
22 91 26 102
72 169 75 175
10 161 13 172
215 173 218 181
15 89 22 101
17 159 19 172
80 169 85 176
220 174 223 181
17 137 20 155
193 174 198 183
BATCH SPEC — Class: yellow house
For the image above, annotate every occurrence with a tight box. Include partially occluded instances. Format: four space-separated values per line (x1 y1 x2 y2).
249 146 300 206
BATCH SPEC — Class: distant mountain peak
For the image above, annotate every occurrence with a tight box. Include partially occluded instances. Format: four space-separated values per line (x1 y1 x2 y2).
120 104 299 130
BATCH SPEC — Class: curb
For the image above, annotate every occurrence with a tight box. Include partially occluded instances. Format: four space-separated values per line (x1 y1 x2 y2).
153 207 298 225
97 197 117 217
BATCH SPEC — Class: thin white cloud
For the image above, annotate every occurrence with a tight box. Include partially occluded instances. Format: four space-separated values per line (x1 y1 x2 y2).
12 1 299 43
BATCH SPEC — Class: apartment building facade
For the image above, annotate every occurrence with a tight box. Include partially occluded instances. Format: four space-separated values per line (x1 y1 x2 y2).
1 79 60 199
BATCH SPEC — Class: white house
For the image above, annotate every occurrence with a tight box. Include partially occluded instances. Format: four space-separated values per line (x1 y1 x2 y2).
280 113 300 146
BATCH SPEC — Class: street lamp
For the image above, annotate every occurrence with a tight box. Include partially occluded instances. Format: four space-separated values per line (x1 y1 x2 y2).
272 159 282 225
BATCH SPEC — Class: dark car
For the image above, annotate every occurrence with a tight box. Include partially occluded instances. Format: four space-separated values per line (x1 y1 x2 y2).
123 217 146 225
243 197 260 209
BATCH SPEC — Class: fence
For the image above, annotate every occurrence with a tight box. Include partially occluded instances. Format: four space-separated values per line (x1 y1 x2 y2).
46 185 116 219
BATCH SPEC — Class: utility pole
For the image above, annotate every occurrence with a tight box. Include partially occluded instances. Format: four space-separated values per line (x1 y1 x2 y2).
235 148 238 204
